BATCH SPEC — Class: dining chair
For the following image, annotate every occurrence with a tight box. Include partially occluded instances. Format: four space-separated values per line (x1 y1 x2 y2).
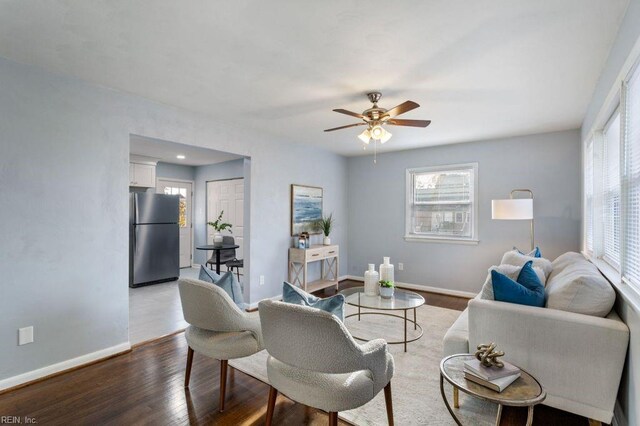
258 300 395 426
178 278 263 412
225 258 244 280
206 235 237 270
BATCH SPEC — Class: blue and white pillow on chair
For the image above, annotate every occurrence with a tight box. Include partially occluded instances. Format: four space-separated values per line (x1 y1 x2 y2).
282 281 345 322
198 265 245 309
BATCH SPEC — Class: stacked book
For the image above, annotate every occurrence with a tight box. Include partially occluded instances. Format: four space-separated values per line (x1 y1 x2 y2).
463 359 521 392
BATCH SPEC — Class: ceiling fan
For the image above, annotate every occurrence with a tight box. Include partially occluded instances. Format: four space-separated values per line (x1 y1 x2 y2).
324 92 431 145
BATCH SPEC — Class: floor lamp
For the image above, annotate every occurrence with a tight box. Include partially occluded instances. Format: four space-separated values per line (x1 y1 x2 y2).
491 189 534 251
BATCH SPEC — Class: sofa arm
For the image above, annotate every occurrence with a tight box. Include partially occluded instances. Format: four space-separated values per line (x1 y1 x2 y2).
468 298 629 422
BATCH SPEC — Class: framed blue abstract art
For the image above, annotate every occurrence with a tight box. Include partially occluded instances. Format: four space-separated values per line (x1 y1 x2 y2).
291 184 323 236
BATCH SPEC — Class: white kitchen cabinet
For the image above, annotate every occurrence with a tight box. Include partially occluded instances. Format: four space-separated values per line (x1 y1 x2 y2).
129 162 156 188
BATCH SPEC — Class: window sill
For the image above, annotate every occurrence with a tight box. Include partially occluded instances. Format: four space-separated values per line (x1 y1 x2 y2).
404 235 480 245
582 251 640 314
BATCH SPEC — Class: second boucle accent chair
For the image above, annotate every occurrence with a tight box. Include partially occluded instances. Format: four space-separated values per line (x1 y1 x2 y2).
178 278 263 412
258 299 395 426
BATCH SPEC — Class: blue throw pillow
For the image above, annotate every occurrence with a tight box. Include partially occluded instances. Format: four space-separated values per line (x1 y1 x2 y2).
492 261 545 307
198 266 245 309
199 265 221 283
216 271 245 309
513 246 542 258
282 281 345 322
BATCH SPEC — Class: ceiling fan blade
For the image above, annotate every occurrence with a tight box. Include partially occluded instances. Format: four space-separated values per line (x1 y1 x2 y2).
324 122 367 132
333 108 365 119
384 101 420 118
388 118 431 128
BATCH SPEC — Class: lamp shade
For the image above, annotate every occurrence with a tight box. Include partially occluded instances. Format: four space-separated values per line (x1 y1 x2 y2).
491 199 533 220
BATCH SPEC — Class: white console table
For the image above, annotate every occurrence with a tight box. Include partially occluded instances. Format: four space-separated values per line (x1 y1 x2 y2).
288 244 339 293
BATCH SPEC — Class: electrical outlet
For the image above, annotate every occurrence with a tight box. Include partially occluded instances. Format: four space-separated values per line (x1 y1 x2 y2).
259 275 265 286
18 326 34 346
398 263 404 271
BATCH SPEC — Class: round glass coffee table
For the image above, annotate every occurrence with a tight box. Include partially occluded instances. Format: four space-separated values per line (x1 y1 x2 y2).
339 286 425 352
440 354 546 426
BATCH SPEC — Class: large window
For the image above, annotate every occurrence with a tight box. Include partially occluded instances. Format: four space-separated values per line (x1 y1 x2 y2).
603 111 621 268
584 59 640 292
622 61 640 288
405 163 478 243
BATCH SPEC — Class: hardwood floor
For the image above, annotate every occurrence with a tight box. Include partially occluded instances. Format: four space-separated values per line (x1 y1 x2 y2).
0 280 599 425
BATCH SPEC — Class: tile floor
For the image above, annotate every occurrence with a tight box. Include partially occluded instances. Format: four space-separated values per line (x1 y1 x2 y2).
128 267 199 345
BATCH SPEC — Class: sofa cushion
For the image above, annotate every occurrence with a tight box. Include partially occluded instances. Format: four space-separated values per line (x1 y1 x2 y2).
547 251 585 282
282 281 345 322
501 249 553 278
491 262 546 307
480 263 546 300
545 252 615 317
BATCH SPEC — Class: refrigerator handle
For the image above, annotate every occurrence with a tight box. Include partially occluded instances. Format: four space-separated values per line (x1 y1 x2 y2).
133 225 137 253
134 195 139 224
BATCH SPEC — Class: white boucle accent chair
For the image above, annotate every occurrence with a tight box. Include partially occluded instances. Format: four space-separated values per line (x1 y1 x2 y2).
178 278 263 412
259 300 395 426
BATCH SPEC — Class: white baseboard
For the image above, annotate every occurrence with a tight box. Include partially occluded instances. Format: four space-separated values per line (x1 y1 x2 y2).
613 400 627 426
0 342 131 392
345 275 476 299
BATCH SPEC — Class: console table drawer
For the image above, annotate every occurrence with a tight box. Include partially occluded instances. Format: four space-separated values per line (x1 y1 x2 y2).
306 246 338 260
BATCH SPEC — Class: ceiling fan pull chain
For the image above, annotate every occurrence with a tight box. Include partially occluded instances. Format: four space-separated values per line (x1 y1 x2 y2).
374 140 377 164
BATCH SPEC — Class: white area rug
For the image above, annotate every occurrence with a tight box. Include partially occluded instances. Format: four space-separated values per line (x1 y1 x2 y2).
230 304 499 425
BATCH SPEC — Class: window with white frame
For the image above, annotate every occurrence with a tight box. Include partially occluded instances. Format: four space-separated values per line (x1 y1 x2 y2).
583 57 640 293
405 163 478 242
622 62 640 288
603 111 621 268
584 138 594 254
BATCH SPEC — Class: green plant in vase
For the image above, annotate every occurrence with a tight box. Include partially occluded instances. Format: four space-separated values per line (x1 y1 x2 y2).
207 211 232 247
379 280 395 299
314 213 335 245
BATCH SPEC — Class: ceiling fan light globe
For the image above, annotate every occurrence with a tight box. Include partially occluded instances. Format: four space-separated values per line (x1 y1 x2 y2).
380 130 392 144
371 124 385 139
357 129 371 144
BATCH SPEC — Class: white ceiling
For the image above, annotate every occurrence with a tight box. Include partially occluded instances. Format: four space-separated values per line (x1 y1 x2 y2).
0 1 628 156
130 135 243 167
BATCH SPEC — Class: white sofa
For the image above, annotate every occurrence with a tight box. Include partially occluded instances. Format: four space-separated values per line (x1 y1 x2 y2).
443 252 629 424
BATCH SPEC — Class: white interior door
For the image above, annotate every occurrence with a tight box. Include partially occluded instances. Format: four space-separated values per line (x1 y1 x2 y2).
157 180 193 268
207 178 244 260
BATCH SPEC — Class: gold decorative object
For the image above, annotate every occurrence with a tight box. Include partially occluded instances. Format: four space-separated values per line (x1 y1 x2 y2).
474 342 505 368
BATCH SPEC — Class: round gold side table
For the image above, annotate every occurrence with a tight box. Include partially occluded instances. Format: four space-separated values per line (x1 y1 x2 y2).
440 354 546 426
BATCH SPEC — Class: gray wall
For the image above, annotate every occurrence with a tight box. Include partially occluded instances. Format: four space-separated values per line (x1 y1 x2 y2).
156 162 196 182
581 1 640 424
0 56 348 383
192 159 245 265
347 129 581 294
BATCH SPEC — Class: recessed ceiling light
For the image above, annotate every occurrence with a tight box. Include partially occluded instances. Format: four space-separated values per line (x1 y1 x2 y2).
176 155 186 159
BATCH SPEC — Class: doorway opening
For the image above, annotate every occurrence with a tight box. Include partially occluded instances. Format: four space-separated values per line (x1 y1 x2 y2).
157 179 193 268
128 134 250 345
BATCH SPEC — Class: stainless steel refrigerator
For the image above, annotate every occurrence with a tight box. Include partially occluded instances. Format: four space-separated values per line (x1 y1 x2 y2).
129 193 180 288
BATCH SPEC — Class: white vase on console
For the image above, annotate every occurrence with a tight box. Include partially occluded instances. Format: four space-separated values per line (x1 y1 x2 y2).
364 264 379 296
379 257 395 283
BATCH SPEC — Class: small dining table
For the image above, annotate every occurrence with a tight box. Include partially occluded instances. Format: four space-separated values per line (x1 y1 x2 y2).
196 244 239 274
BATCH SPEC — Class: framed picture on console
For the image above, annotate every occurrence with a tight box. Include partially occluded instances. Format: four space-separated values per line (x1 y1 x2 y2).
291 184 323 236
